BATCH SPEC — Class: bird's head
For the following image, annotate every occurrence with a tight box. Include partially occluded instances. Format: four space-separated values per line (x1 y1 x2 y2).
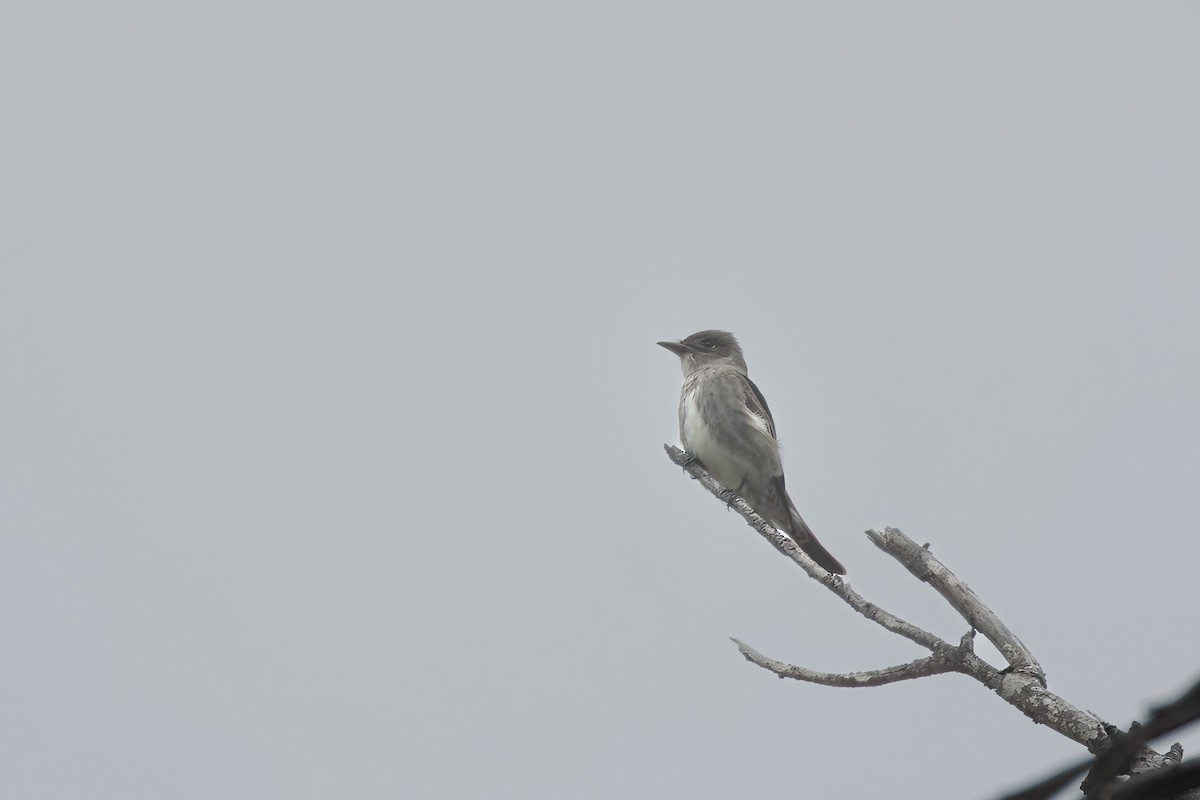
657 330 747 374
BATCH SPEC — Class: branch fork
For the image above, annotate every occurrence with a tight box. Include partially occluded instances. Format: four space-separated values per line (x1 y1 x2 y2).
663 444 1194 795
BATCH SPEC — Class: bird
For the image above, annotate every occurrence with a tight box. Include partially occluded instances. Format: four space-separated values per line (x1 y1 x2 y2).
658 330 846 574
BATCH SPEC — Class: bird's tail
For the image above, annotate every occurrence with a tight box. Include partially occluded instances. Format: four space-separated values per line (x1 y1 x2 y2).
786 509 847 575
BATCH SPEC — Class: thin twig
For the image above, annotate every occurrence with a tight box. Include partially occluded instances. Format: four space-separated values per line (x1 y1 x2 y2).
732 638 957 686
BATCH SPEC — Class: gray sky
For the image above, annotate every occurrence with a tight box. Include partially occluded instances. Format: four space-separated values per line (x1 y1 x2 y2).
3 3 1198 798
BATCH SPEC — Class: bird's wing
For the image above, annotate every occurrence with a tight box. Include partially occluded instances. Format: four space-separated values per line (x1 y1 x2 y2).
740 374 777 440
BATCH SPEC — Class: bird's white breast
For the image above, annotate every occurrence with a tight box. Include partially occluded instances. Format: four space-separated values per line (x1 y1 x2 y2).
680 373 778 492
680 384 719 461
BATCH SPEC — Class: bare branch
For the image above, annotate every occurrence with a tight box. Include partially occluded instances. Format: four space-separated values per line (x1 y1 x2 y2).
867 527 1045 682
997 699 1200 800
663 443 1188 788
1080 675 1200 797
732 638 957 686
665 445 951 653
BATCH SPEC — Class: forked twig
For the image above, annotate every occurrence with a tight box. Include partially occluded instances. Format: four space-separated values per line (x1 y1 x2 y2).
664 444 1193 794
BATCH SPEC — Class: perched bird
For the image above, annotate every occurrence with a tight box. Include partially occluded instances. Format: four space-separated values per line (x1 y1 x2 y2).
658 330 846 574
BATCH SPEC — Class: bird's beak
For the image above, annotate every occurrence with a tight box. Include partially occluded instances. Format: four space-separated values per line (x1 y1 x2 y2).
657 340 690 356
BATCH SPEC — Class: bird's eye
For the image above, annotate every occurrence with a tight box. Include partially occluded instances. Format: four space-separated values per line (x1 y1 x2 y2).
700 339 715 349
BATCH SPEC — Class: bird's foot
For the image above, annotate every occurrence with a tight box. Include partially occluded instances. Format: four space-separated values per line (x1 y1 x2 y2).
723 478 750 510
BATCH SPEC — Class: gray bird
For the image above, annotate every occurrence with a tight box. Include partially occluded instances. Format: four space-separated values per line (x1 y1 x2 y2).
659 330 846 574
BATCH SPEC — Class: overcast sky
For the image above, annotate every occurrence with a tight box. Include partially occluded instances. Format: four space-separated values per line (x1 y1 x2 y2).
3 3 1198 798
